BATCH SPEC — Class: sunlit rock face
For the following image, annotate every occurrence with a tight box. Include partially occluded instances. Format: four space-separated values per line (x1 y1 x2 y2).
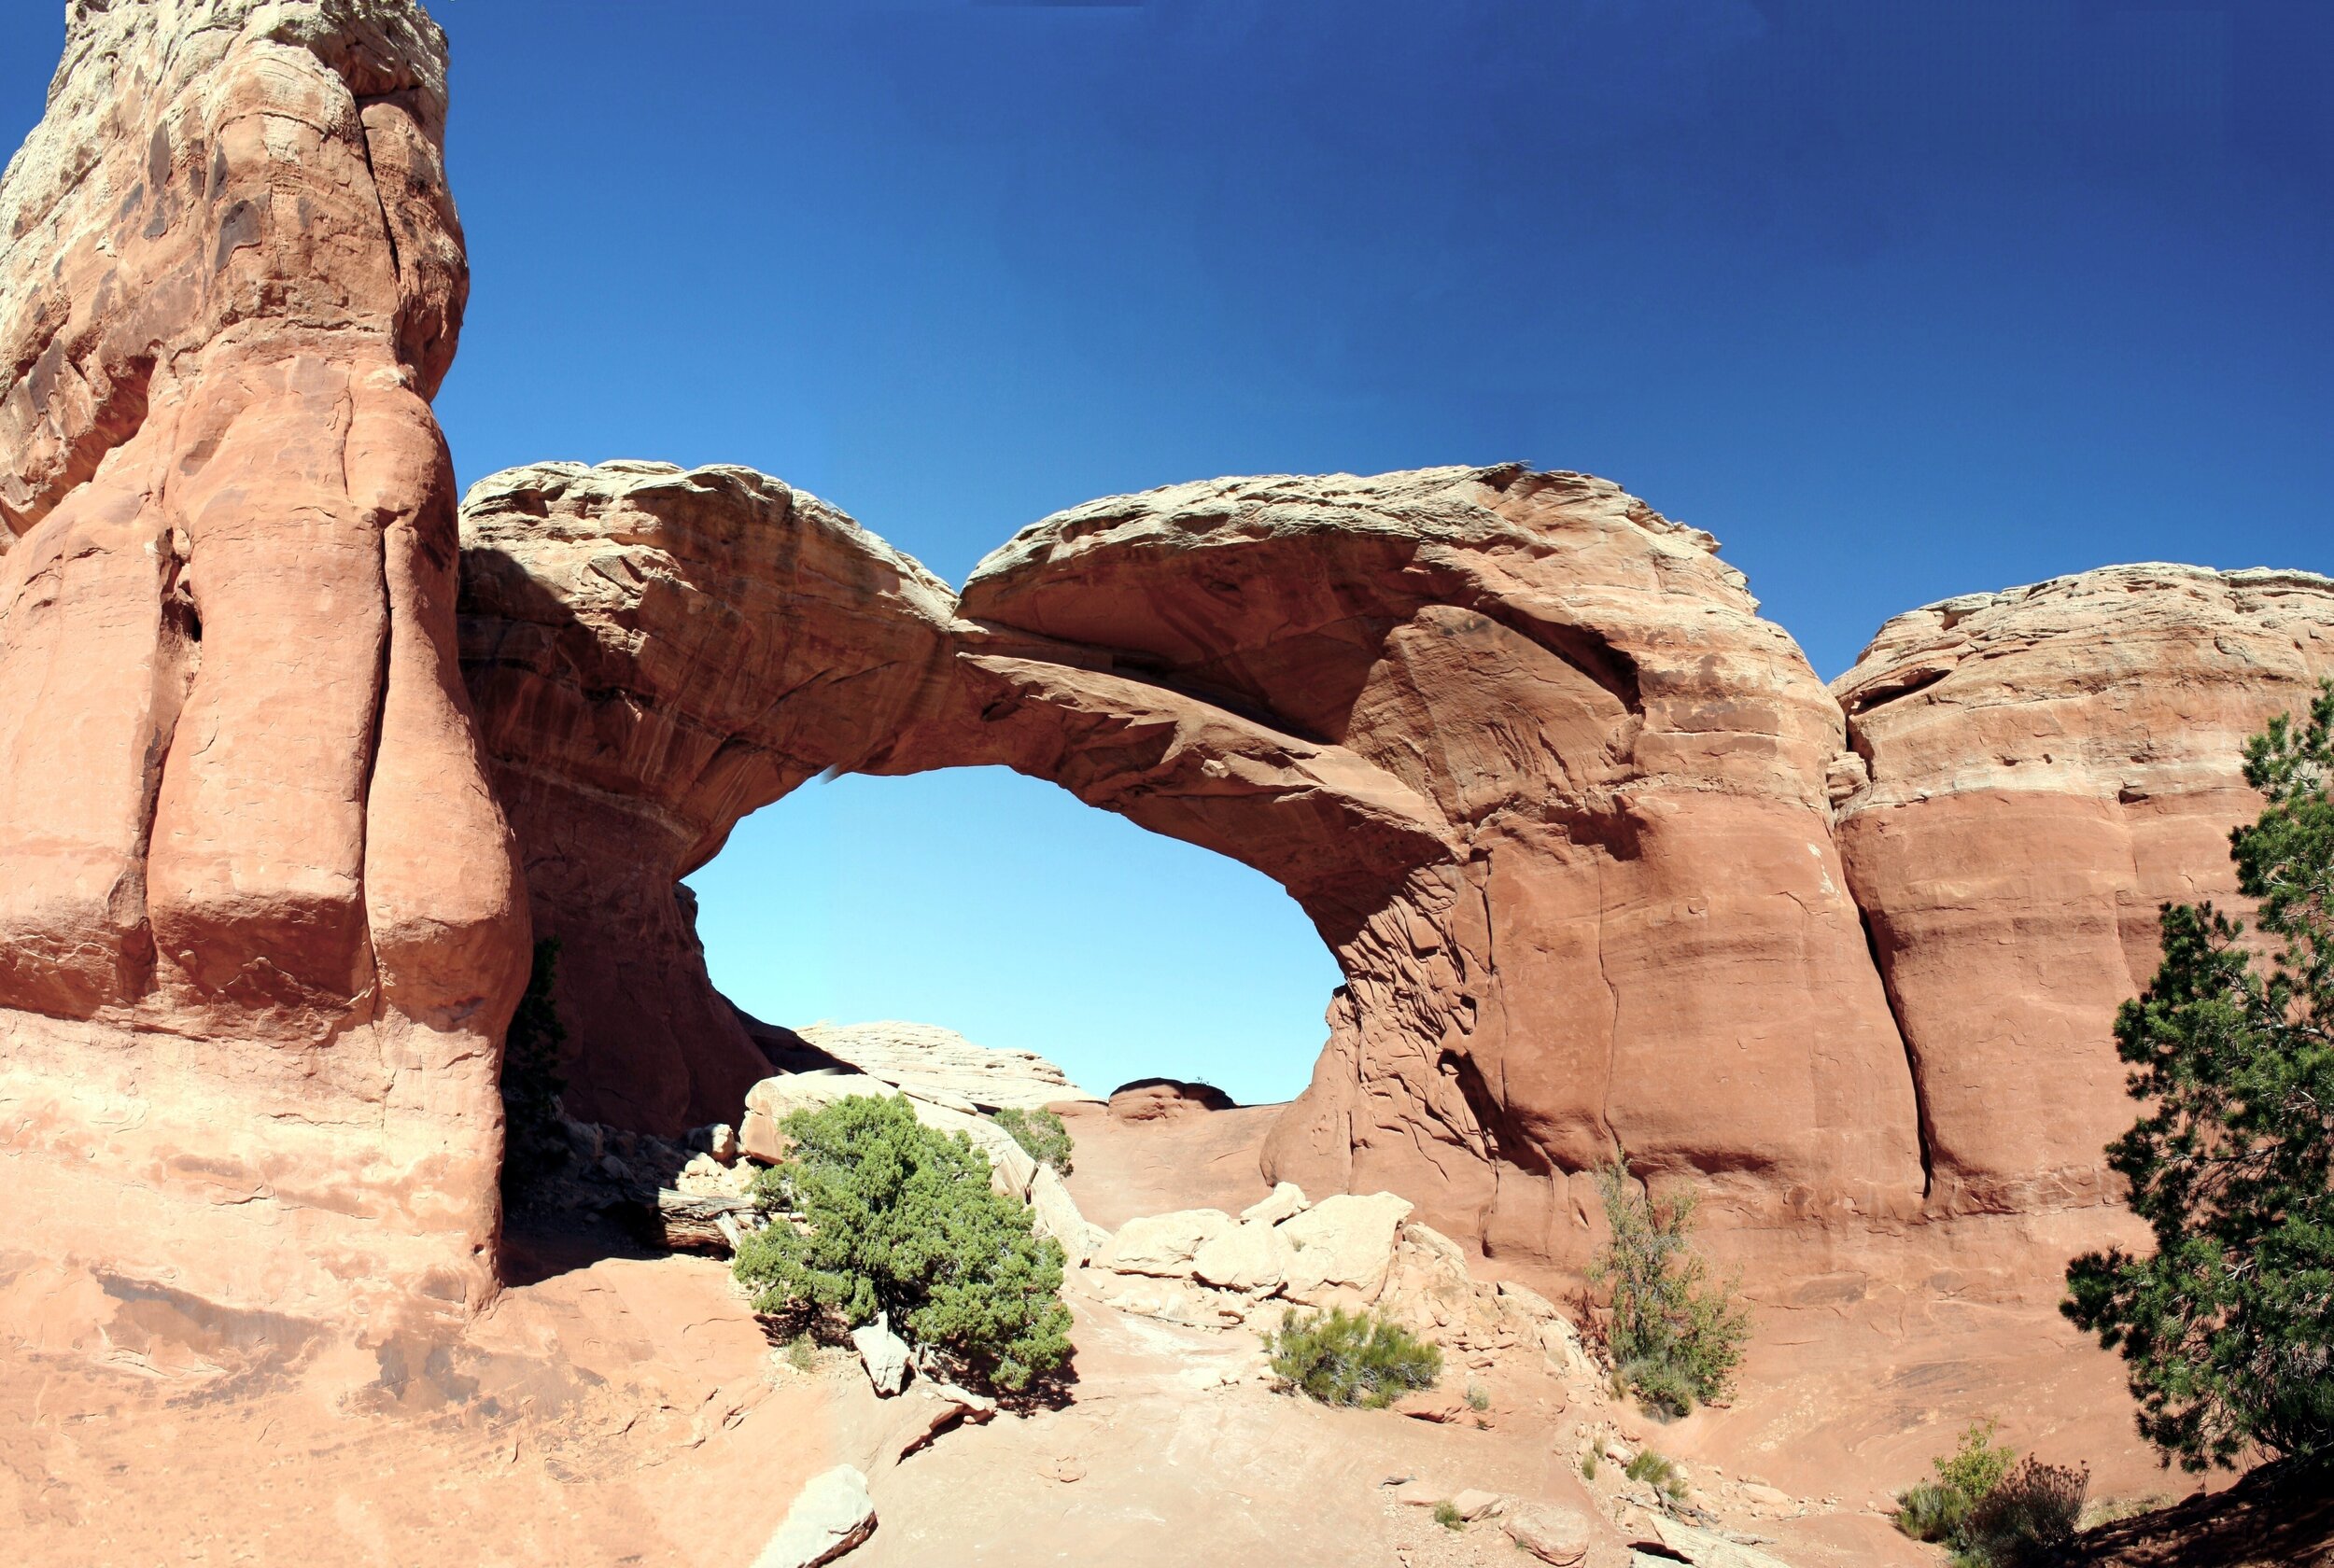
457 460 959 1131
909 467 1926 1264
1833 565 2334 1216
0 0 527 1321
462 462 1931 1267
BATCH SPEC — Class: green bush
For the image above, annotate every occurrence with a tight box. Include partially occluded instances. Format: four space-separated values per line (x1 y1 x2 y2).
733 1094 1072 1392
1895 1421 2082 1567
1963 1457 2088 1567
1263 1306 1441 1408
1431 1500 1465 1531
1590 1159 1751 1418
2064 682 2334 1471
991 1106 1074 1177
1895 1480 1967 1545
499 939 569 1196
1625 1448 1688 1502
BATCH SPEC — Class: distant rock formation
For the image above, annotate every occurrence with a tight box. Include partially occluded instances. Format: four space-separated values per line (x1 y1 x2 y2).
792 1021 1093 1111
0 0 524 1321
1834 564 2334 1214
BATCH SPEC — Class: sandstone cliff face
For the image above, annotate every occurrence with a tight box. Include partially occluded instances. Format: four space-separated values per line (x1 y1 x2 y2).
1834 565 2334 1215
0 0 524 1321
909 467 1926 1260
458 461 959 1129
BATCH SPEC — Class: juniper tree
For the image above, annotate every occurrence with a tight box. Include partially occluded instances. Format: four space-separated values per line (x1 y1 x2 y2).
2064 681 2334 1471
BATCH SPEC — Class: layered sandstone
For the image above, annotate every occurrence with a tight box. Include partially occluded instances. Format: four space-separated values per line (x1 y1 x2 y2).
1834 564 2334 1214
464 462 1926 1265
457 460 959 1128
907 468 1929 1262
0 0 524 1321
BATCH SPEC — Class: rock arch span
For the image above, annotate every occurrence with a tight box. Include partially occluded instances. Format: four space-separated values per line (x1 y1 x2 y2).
456 459 1929 1267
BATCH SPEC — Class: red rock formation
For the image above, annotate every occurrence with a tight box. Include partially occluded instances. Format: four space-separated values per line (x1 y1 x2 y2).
1834 565 2334 1215
0 0 524 1321
457 461 958 1129
465 463 1927 1267
900 468 1926 1263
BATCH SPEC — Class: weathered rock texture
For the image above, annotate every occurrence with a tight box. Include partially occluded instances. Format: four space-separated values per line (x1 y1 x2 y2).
794 1020 1093 1110
462 463 1930 1265
0 0 526 1322
1834 565 2334 1214
458 461 958 1128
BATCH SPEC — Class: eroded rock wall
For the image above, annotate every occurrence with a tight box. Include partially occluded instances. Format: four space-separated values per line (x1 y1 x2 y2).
462 462 1929 1267
457 461 960 1129
0 0 525 1322
906 467 1926 1262
1833 565 2334 1215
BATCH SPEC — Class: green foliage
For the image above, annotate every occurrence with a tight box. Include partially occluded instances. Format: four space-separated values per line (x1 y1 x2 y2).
732 1094 1072 1392
1963 1457 2088 1567
991 1106 1074 1177
1895 1421 2084 1568
1431 1500 1465 1531
1263 1306 1442 1408
1589 1160 1752 1418
1624 1448 1688 1502
1935 1419 2018 1507
1466 1380 1490 1412
499 940 569 1195
1580 1449 1599 1481
2063 681 2334 1471
783 1333 815 1374
1895 1481 1967 1545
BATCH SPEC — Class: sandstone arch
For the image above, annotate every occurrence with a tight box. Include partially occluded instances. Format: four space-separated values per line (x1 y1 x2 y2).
457 459 1930 1267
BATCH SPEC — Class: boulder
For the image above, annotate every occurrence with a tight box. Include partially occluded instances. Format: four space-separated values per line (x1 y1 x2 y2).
796 1020 1093 1109
1240 1181 1311 1226
1190 1220 1295 1295
750 1465 877 1568
850 1321 911 1397
1504 1504 1595 1565
1279 1193 1415 1306
1094 1209 1235 1279
1449 1490 1506 1521
739 1074 898 1163
1835 565 2334 1215
1029 1167 1101 1266
1650 1516 1794 1568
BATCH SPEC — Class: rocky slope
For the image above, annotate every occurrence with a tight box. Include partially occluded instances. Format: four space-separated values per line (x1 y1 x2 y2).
0 0 524 1323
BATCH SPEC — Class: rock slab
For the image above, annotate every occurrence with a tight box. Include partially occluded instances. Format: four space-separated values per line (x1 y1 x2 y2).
751 1465 877 1568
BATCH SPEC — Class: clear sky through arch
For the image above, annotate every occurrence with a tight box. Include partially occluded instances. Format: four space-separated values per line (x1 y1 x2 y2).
4 1 2328 1099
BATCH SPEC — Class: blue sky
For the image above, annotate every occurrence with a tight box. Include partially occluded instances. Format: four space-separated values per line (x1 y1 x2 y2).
6 3 2330 1103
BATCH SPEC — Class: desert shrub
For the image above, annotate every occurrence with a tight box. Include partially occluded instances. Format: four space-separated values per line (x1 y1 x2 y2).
1897 1421 2017 1547
1625 1448 1688 1502
2065 682 2334 1470
733 1094 1072 1392
1431 1500 1464 1531
1466 1380 1490 1412
1263 1306 1441 1408
499 939 569 1196
1589 1159 1751 1417
783 1333 816 1374
991 1106 1074 1176
1963 1457 2088 1567
1895 1480 1967 1545
1580 1449 1599 1480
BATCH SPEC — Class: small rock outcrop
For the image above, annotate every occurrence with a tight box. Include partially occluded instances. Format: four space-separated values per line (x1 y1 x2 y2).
1835 565 2334 1214
750 1464 877 1568
795 1020 1094 1110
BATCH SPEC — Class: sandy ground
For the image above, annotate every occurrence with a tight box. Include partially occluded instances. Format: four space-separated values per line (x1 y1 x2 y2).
0 1105 2283 1567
